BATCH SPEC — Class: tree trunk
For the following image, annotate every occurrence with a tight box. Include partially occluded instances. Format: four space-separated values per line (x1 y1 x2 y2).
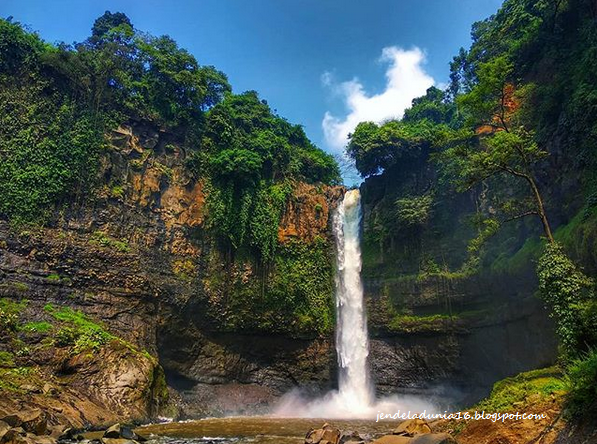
527 176 554 243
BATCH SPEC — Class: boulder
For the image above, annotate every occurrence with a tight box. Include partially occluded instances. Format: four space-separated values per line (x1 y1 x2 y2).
394 419 432 437
27 435 55 444
370 436 413 444
0 415 22 429
47 426 69 440
0 410 46 436
305 423 341 444
42 384 57 397
102 424 144 443
339 431 365 443
103 425 123 439
411 434 458 444
19 411 47 436
1 428 26 444
0 421 11 441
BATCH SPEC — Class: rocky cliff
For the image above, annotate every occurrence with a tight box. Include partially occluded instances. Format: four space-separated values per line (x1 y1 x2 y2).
358 159 559 405
0 120 344 424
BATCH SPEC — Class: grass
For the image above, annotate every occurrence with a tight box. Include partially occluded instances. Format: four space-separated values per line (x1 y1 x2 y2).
110 185 125 199
154 161 174 180
21 321 53 333
0 298 27 333
565 350 597 418
388 313 455 332
42 304 155 360
90 230 130 253
0 366 38 392
0 351 15 368
44 304 114 353
475 366 567 412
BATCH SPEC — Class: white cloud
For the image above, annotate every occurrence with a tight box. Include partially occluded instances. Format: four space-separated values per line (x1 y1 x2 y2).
322 46 435 151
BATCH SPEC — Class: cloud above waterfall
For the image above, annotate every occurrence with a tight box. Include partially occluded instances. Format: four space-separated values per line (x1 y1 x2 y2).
321 46 435 151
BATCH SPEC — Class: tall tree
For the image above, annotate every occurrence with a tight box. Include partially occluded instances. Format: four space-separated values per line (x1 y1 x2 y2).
441 56 554 242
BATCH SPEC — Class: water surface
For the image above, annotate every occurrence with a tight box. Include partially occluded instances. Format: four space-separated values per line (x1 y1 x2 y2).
139 417 397 444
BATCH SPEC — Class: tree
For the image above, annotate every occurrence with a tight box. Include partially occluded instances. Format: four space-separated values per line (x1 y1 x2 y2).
440 56 555 242
347 120 446 177
0 18 47 75
91 11 133 42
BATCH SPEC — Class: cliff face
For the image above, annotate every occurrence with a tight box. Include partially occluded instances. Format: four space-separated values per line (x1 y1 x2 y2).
0 121 344 422
358 161 559 403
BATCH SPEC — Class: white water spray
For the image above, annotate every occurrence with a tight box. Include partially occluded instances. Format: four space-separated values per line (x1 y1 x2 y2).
333 189 373 407
274 189 436 419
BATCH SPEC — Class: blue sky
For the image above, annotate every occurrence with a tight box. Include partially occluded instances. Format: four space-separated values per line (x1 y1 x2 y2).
1 0 503 178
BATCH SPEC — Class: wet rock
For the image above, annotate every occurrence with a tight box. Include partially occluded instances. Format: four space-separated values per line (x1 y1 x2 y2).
305 423 341 444
101 439 136 444
394 419 432 437
102 425 144 443
0 411 46 436
339 431 365 443
370 435 413 444
0 422 11 441
1 428 26 444
410 434 458 444
47 425 69 440
0 415 22 429
20 411 47 436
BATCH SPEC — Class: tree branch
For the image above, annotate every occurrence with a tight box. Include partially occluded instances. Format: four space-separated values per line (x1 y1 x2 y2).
502 210 539 223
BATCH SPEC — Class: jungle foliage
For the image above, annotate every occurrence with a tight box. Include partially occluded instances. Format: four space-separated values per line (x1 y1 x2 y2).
347 0 597 415
0 13 339 244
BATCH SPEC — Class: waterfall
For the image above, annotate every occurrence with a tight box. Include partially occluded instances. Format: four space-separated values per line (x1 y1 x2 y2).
333 189 373 406
273 188 436 418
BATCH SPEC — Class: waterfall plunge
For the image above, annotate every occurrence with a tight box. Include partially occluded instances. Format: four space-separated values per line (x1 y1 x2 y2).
333 189 373 407
273 189 435 419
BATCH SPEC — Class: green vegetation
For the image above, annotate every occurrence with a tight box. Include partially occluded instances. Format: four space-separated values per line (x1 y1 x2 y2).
21 321 53 333
388 313 454 333
345 0 597 419
206 237 334 335
0 13 339 335
566 350 597 417
0 12 231 225
203 92 339 261
44 304 114 353
0 298 27 333
90 230 130 252
537 243 596 356
475 367 566 412
0 351 15 368
0 366 37 392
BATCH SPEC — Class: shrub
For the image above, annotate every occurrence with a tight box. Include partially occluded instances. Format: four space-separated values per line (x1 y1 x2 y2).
54 327 78 347
537 242 595 355
476 367 566 412
566 350 597 418
0 298 27 333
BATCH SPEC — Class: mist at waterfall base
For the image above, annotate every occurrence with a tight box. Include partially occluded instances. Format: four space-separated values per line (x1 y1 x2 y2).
273 190 439 419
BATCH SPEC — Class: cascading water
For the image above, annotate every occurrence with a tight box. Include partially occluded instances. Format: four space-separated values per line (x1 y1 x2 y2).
274 189 435 419
333 189 374 407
